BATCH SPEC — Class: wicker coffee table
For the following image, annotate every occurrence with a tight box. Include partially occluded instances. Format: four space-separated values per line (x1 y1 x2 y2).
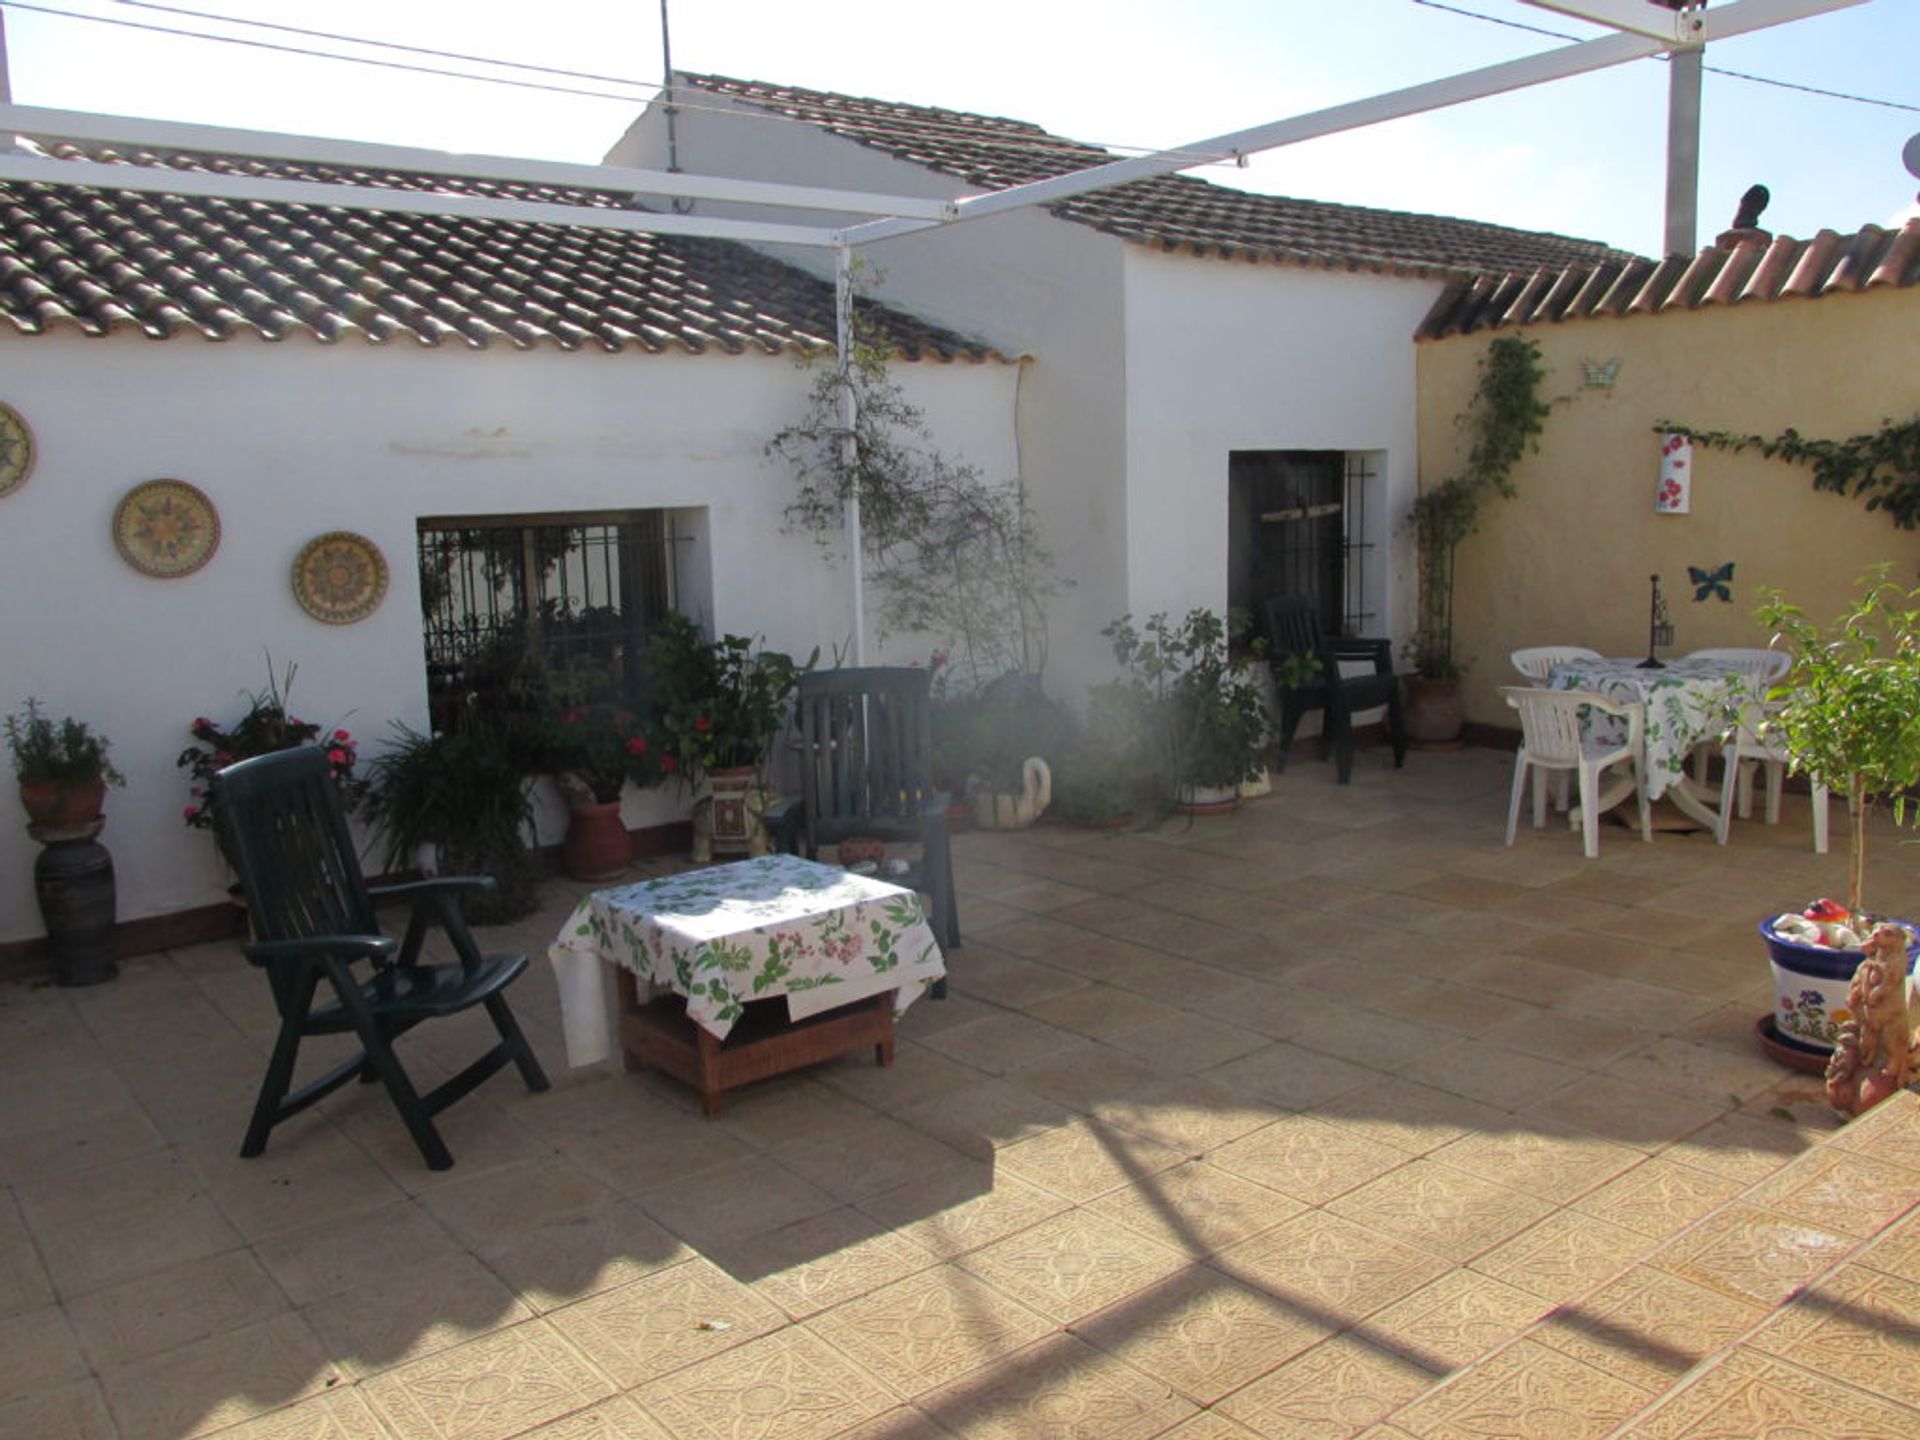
549 854 947 1116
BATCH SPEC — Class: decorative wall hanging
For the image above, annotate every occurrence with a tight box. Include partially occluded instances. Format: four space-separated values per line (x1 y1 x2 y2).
0 401 33 498
1580 357 1621 391
292 531 387 624
1688 562 1734 603
1656 432 1692 514
112 479 220 577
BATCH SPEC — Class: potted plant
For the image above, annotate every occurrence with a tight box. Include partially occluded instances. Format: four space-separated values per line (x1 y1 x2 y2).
1104 609 1270 814
7 699 125 986
1751 566 1920 1057
179 661 365 863
1406 334 1553 743
644 612 809 862
542 701 675 881
1050 742 1150 830
363 713 542 925
7 699 125 832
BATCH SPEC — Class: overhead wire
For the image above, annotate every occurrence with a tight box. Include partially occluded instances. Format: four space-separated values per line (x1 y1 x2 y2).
2 0 1245 171
9 0 1910 179
1411 0 1920 115
0 0 654 103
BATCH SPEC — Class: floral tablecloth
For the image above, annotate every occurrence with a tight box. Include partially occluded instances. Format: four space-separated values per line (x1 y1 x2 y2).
548 853 945 1066
1548 656 1757 800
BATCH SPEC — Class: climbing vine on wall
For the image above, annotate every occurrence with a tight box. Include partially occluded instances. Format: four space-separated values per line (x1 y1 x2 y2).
1408 334 1555 678
1654 416 1920 530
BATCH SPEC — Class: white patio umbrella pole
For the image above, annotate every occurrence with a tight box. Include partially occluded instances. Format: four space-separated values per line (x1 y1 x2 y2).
836 242 867 665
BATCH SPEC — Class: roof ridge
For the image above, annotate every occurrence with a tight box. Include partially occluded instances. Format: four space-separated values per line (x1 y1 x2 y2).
681 71 1639 281
1415 217 1920 338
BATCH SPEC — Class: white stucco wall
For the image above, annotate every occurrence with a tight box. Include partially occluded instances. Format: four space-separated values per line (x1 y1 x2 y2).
1120 248 1440 645
0 331 1014 942
609 89 1442 693
611 98 1132 698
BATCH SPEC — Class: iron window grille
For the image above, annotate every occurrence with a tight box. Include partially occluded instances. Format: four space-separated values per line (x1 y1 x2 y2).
416 511 675 733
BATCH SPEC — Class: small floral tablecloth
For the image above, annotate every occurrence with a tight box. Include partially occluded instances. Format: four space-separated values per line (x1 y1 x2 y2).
1548 656 1757 800
549 854 945 1067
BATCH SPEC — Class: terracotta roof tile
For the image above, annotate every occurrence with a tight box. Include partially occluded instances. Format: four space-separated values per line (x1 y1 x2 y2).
687 73 1637 280
0 139 1001 361
1417 218 1920 338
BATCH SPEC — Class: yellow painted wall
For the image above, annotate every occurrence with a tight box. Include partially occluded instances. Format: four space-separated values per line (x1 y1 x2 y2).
1416 286 1920 727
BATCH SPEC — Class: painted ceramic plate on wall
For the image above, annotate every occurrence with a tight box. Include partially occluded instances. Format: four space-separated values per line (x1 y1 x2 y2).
293 531 388 624
112 479 221 577
0 402 33 498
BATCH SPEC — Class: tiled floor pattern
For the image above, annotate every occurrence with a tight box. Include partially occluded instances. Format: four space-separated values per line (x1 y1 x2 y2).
2 745 1917 1438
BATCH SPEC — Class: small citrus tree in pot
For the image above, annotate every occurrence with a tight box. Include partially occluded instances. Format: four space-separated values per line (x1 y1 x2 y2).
1103 609 1270 814
1753 564 1920 1053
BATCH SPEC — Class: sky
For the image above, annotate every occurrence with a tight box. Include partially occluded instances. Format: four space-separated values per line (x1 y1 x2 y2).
2 0 1916 257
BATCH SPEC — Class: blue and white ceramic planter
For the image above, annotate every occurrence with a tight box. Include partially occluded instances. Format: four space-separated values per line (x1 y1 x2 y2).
1764 918 1920 1053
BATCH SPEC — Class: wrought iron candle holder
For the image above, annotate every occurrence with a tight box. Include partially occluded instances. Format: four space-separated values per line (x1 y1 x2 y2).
1639 573 1674 669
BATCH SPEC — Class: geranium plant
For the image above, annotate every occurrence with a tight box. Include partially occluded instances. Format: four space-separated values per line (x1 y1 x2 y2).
179 661 365 835
643 612 810 782
545 702 677 806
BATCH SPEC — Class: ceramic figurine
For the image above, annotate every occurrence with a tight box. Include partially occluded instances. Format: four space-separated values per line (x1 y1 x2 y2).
1824 924 1917 1118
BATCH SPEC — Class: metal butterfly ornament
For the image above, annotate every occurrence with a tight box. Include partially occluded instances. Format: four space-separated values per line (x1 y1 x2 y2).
1688 562 1734 603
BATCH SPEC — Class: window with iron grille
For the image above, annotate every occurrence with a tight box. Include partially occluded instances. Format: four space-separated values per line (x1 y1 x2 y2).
1228 450 1375 637
416 511 675 733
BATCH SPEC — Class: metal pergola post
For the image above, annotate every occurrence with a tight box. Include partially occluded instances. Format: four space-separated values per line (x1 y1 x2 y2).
835 243 866 666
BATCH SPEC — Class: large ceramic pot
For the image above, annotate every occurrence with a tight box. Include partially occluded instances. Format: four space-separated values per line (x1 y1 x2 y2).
561 800 631 882
1763 917 1920 1054
1402 676 1464 749
692 765 771 862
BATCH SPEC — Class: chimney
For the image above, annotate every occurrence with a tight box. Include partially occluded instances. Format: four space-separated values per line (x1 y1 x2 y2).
1715 182 1772 250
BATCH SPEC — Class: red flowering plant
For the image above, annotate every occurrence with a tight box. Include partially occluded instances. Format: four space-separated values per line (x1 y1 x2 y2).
643 612 811 783
543 702 675 807
177 661 367 839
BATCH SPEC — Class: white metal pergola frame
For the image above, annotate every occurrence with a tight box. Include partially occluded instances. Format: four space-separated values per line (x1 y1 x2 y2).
0 0 1866 659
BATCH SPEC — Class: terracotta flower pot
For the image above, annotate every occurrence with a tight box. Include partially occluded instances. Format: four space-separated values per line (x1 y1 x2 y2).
1174 783 1240 816
1403 675 1465 749
562 800 631 882
19 778 106 834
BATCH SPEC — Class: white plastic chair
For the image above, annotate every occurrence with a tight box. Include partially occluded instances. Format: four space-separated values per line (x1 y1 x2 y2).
1508 648 1605 811
1501 686 1653 858
1714 701 1829 853
1510 646 1605 684
1683 648 1792 785
1683 647 1791 684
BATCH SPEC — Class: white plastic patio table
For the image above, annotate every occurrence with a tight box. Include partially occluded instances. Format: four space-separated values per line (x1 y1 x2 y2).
548 853 947 1067
1546 656 1757 829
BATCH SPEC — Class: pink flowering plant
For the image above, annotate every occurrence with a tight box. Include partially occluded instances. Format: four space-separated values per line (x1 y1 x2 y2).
178 661 366 834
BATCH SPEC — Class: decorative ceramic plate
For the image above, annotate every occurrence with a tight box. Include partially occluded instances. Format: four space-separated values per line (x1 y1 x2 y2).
0 402 33 498
292 531 387 624
112 479 220 577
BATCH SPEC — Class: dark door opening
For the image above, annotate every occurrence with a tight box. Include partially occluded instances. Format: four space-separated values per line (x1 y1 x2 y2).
1230 450 1365 634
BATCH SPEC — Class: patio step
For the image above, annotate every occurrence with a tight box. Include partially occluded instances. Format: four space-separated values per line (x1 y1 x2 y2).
1374 1089 1920 1437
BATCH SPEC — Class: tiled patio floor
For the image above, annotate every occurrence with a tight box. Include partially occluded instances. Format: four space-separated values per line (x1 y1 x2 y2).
3 746 1918 1439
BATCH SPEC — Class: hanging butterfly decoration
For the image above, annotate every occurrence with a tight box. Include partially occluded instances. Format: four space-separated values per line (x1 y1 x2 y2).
1688 562 1734 603
1581 357 1622 390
